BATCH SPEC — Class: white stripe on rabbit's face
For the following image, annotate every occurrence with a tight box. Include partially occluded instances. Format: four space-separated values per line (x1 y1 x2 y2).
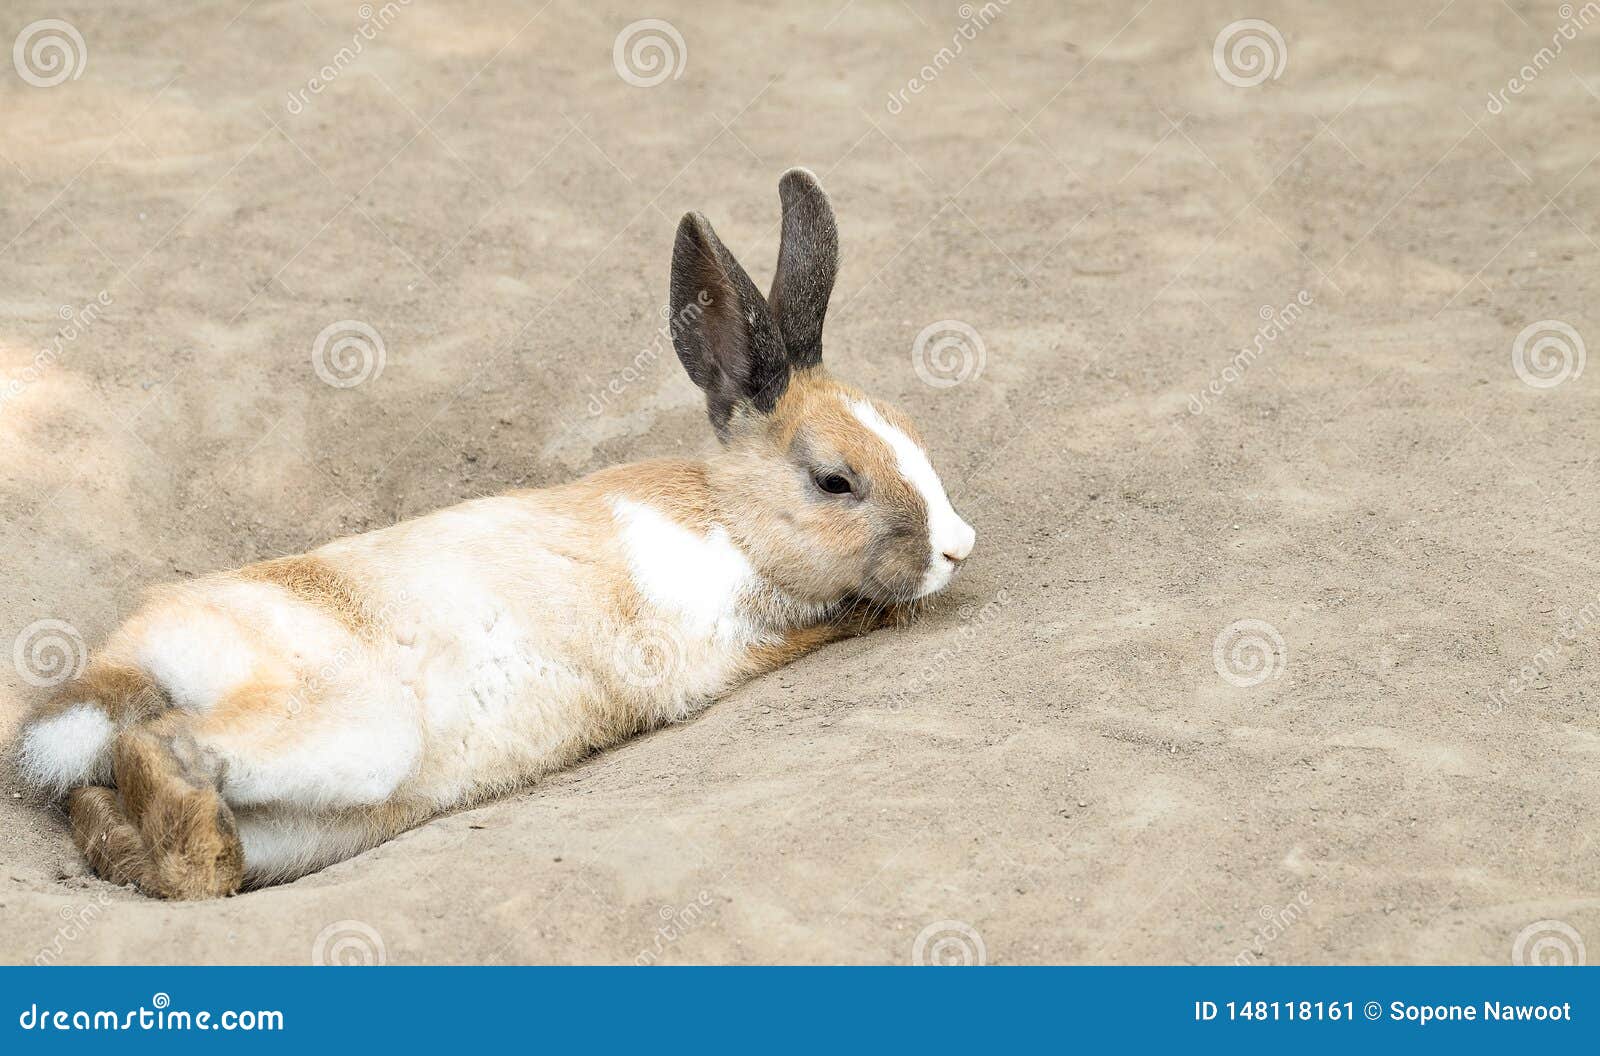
847 397 975 598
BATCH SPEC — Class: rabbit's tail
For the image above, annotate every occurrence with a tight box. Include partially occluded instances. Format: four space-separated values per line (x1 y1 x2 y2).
15 663 167 798
18 663 244 899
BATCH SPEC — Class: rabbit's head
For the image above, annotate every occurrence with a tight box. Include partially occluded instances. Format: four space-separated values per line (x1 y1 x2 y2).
670 169 975 609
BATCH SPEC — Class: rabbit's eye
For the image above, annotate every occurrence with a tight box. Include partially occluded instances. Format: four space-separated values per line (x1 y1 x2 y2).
817 473 853 495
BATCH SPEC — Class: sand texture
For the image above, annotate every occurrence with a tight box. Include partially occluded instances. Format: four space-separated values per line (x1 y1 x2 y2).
1 1 1597 964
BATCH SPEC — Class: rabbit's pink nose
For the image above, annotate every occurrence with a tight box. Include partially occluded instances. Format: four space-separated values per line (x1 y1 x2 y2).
941 520 976 564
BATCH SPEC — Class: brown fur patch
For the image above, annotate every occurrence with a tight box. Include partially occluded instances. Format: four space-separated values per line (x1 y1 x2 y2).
192 668 316 754
111 722 243 900
579 458 714 529
771 368 926 445
69 786 149 888
239 555 375 637
742 622 855 673
33 663 167 730
742 598 914 673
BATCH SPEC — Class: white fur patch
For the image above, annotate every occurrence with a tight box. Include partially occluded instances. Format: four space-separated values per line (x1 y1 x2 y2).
433 599 568 735
214 643 421 812
17 702 114 794
237 810 378 883
609 497 755 639
218 712 420 812
135 610 257 711
848 397 976 597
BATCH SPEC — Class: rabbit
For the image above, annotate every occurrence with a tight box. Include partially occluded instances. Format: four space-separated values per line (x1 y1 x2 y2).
13 168 977 899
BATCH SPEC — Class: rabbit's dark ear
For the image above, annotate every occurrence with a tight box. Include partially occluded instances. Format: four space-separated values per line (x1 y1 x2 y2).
768 168 839 369
670 212 789 439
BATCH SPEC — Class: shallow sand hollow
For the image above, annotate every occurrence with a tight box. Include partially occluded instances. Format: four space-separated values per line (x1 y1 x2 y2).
1 1 1597 964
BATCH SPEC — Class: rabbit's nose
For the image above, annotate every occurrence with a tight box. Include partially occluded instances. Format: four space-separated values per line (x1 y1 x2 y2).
942 520 976 564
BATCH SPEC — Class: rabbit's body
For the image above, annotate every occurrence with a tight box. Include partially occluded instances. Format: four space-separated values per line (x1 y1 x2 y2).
16 170 975 898
26 459 838 886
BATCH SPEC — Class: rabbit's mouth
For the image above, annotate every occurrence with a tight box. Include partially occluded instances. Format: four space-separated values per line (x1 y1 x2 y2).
869 538 973 604
917 551 967 599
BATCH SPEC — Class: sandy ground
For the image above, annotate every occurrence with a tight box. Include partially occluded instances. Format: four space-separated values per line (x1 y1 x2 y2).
1 0 1597 966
